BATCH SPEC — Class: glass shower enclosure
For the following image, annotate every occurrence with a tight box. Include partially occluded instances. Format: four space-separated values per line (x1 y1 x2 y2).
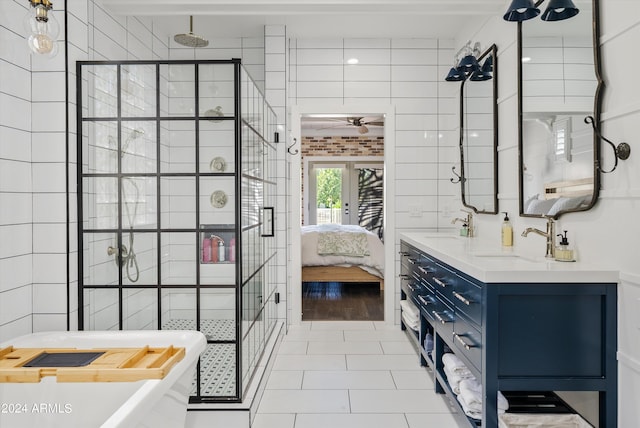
76 59 278 402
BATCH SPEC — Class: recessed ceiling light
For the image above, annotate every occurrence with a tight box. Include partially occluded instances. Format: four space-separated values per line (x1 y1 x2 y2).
347 58 359 65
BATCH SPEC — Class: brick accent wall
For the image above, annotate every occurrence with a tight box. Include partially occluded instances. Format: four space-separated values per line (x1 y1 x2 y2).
302 136 385 157
301 136 384 223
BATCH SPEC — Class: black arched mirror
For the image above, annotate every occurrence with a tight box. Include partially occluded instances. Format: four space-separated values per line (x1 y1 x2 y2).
460 44 499 214
518 0 602 219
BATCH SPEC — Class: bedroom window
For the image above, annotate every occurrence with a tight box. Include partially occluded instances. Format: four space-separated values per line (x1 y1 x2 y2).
312 166 344 225
553 117 572 162
308 161 383 238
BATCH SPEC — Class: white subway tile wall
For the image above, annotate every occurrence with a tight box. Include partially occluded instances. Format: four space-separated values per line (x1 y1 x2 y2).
0 0 33 341
288 37 457 323
264 25 289 321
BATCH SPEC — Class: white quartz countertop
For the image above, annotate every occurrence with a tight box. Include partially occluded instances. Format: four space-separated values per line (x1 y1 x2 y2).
400 232 619 284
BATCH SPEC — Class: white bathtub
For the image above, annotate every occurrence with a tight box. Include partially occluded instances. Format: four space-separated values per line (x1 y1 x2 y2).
0 330 206 428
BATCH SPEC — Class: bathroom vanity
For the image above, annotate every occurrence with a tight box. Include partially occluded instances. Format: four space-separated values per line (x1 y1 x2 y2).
399 233 618 428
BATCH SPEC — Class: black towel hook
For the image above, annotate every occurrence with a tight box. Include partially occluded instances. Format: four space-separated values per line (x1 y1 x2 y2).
585 115 630 174
450 165 465 184
288 137 299 155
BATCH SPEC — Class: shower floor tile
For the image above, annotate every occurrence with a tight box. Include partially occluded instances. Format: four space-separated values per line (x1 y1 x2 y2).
162 319 237 397
198 343 236 397
162 318 235 341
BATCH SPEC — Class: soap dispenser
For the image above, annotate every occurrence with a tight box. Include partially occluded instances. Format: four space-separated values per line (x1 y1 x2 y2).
555 230 575 262
501 212 513 247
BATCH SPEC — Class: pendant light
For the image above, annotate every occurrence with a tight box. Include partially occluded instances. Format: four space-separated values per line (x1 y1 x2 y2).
23 0 60 57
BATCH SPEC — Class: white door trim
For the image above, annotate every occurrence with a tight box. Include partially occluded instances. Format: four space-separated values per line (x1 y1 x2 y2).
290 103 396 325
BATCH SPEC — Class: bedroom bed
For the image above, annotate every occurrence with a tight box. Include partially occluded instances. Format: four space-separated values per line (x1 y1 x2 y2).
523 177 594 216
301 224 385 290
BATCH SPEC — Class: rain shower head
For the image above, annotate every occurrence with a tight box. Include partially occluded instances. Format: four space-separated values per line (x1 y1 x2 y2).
174 16 209 48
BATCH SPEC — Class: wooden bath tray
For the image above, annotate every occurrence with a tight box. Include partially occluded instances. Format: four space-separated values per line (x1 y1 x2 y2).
0 345 185 383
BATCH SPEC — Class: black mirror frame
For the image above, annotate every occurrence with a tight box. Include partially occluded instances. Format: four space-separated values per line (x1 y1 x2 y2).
460 44 499 215
517 0 603 219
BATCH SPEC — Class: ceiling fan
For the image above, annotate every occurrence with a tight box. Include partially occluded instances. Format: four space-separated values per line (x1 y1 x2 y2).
316 116 385 134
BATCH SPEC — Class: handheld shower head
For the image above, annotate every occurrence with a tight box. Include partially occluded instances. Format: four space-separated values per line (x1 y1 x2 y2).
174 16 209 48
121 128 144 157
129 128 144 140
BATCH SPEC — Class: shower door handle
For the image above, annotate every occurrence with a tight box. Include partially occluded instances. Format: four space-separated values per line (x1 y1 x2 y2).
261 207 274 237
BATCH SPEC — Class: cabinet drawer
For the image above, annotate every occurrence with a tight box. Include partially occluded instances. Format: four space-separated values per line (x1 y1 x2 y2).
431 297 455 339
415 293 438 321
429 262 458 305
406 252 421 275
400 243 420 276
453 312 482 372
452 274 483 327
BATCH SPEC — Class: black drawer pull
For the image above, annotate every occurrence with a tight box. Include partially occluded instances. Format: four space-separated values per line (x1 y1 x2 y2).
454 333 474 350
399 251 410 256
433 277 447 288
453 291 472 306
407 283 418 292
407 258 417 265
398 274 409 280
432 311 450 324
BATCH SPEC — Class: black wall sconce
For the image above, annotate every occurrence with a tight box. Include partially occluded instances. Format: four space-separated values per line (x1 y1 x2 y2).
503 0 579 22
444 41 492 82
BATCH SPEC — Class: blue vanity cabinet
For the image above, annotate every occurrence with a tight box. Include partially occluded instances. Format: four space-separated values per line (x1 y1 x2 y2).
399 240 617 428
400 242 438 366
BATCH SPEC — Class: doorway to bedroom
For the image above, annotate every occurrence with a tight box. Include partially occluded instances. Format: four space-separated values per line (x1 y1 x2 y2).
300 116 385 321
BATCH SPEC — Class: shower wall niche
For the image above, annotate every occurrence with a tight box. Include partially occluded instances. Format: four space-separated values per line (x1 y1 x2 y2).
77 59 278 402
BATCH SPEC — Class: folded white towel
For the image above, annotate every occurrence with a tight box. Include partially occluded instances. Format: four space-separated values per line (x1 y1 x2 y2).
401 311 419 331
443 363 475 394
400 299 420 321
442 353 472 375
459 378 509 411
457 393 482 420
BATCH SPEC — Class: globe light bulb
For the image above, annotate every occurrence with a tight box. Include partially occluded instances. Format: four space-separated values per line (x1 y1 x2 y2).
24 1 59 58
28 33 57 55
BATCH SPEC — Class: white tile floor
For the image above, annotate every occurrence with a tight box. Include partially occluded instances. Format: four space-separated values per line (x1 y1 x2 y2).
254 321 464 428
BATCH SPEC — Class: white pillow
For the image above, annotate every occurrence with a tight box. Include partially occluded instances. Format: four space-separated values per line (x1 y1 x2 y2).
525 198 557 215
523 194 539 213
547 196 587 216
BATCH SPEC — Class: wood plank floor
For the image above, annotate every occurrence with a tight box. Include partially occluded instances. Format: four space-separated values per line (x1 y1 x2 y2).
301 282 383 321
